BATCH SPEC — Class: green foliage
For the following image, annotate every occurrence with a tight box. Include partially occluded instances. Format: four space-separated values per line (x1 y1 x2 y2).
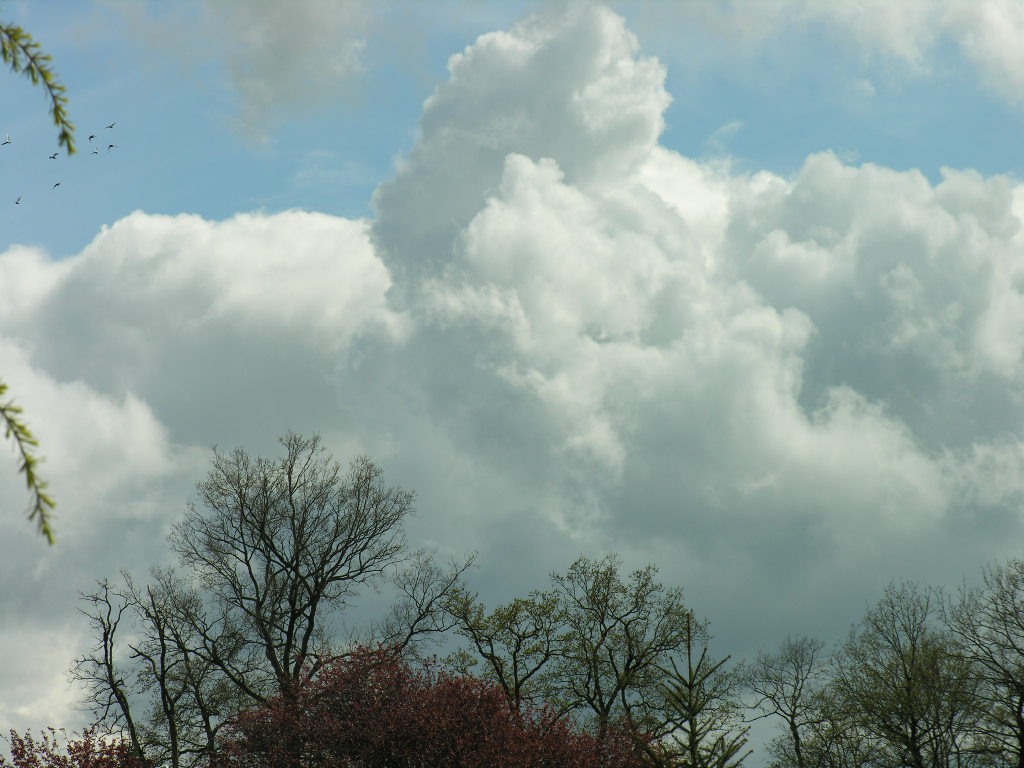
0 21 76 154
551 554 696 736
0 379 55 544
830 582 981 768
656 617 751 768
445 587 567 709
448 552 707 755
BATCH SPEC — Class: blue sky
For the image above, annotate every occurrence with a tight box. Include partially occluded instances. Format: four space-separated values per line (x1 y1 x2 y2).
4 1 1023 257
5 0 1024 761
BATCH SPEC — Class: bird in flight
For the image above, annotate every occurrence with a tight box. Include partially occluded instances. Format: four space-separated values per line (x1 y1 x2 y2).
92 149 99 155
14 196 20 204
88 134 95 142
105 122 116 129
107 144 117 151
1 135 10 145
52 182 61 189
49 153 58 160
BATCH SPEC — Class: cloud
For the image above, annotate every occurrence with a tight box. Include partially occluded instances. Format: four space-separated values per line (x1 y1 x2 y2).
816 0 1024 103
622 0 1024 108
0 622 84 733
0 206 413 732
106 0 370 142
372 3 670 297
950 0 1024 104
364 1 1024 638
619 0 944 65
0 336 200 732
205 0 369 140
6 0 1024 742
703 119 744 155
0 209 403 445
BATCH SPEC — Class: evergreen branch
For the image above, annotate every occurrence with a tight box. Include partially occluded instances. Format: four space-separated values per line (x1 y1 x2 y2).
0 22 76 154
1 379 56 544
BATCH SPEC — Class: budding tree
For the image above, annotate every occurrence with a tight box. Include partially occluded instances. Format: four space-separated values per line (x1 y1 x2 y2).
742 635 828 768
831 582 980 768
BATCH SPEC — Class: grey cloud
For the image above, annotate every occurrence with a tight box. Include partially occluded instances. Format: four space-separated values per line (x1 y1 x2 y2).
105 0 370 142
205 0 369 141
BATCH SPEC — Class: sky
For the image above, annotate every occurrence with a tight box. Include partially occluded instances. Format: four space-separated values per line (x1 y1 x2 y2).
3 0 1024 760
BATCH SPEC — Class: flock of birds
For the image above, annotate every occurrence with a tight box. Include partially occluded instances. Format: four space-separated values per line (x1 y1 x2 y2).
5 121 117 205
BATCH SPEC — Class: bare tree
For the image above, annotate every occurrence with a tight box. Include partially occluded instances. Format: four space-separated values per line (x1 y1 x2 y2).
73 433 449 767
74 569 261 768
168 433 413 699
71 580 146 763
743 635 828 768
130 569 250 768
366 547 477 657
944 559 1024 768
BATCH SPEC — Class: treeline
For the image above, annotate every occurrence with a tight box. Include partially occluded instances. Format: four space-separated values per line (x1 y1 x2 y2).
3 434 1024 768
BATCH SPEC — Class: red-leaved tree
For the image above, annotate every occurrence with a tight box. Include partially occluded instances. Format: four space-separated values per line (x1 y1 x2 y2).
214 647 646 768
0 727 149 768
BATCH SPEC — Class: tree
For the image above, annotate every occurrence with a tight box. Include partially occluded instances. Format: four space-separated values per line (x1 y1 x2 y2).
0 727 146 768
444 586 566 711
742 636 828 768
166 434 414 700
213 646 645 768
944 559 1024 768
551 555 696 740
830 582 981 768
73 434 467 767
363 547 477 659
767 689 874 768
655 615 751 768
71 581 148 764
447 553 700 758
1 380 56 542
1 19 76 544
72 571 246 768
0 22 75 153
